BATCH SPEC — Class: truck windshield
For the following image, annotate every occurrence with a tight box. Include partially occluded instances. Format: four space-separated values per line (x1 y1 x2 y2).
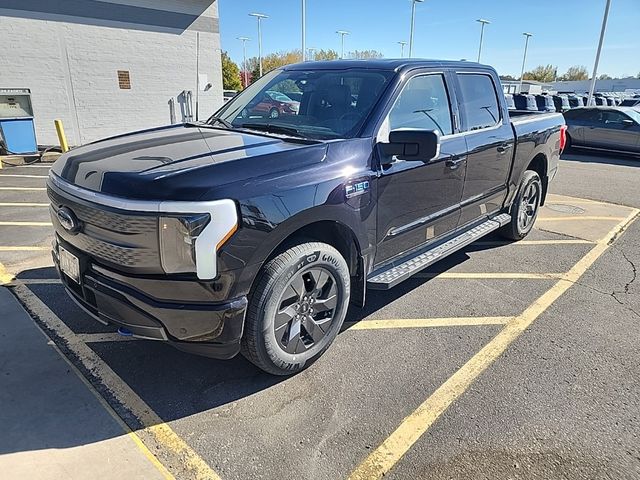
212 68 394 140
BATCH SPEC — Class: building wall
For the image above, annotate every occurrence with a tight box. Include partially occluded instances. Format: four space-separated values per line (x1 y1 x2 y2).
549 79 640 94
0 0 223 146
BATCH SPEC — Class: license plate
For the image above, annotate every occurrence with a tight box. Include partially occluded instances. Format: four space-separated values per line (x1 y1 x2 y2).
59 246 80 283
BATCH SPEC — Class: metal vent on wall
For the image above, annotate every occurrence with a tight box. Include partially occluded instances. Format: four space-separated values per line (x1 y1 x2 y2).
117 70 131 90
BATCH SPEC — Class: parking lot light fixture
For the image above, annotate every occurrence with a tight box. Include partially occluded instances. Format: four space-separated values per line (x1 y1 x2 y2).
249 13 268 77
409 0 425 58
398 41 408 58
587 0 612 106
519 32 533 92
237 37 250 88
336 30 350 59
476 19 490 63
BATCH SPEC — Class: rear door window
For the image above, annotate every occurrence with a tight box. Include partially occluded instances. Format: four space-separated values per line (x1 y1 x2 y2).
456 74 501 131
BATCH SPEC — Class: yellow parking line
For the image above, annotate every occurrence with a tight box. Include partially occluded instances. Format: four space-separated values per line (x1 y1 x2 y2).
348 208 639 480
537 216 626 222
0 174 48 178
474 239 593 246
0 187 46 191
0 246 50 251
345 317 511 331
0 262 13 285
413 272 563 280
0 202 49 207
0 221 52 226
25 312 174 480
12 282 222 480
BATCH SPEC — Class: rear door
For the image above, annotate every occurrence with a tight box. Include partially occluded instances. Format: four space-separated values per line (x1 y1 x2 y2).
454 72 514 228
374 71 467 266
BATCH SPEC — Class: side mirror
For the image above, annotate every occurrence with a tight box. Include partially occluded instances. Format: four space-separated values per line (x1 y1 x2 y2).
380 129 440 163
622 119 634 128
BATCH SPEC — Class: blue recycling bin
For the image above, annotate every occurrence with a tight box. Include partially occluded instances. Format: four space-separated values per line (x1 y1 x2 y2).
0 89 38 155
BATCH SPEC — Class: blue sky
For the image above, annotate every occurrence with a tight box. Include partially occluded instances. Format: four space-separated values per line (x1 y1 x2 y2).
218 0 640 78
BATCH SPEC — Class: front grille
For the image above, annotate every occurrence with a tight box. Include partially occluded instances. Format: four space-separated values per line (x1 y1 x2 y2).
48 182 162 273
48 187 156 234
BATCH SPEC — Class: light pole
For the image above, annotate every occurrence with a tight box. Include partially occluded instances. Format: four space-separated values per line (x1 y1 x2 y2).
476 19 490 63
587 0 612 106
398 41 407 58
409 0 424 58
519 32 533 92
237 36 250 88
301 0 306 61
336 30 350 59
249 13 268 77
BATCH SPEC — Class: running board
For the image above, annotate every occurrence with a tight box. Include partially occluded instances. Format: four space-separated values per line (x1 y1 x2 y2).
367 214 511 290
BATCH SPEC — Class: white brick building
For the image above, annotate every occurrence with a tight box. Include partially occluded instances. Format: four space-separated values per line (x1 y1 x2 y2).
0 0 223 146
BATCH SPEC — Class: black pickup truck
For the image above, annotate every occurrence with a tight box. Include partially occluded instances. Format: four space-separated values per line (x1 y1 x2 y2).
48 60 566 375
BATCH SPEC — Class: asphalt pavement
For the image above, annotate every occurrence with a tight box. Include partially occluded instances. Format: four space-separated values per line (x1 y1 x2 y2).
0 151 638 480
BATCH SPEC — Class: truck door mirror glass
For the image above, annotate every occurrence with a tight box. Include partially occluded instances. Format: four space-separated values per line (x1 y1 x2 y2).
380 129 440 163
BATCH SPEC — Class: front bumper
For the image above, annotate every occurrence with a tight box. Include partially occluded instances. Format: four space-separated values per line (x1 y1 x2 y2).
52 238 247 359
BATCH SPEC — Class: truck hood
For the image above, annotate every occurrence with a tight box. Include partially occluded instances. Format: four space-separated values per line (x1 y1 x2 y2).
50 124 327 201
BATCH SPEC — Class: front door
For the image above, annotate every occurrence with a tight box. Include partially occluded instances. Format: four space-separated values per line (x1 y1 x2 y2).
454 72 514 227
374 72 467 267
593 110 640 152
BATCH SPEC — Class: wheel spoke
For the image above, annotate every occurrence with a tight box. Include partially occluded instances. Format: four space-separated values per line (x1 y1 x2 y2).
274 305 296 332
302 317 326 343
307 268 328 292
289 274 306 298
314 293 337 313
283 318 302 353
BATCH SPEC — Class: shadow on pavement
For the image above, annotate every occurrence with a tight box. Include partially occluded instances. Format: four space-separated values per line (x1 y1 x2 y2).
561 151 640 166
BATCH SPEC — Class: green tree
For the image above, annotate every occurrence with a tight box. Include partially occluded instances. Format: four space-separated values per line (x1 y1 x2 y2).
558 65 589 81
499 74 517 81
221 51 242 91
522 64 558 82
598 73 612 80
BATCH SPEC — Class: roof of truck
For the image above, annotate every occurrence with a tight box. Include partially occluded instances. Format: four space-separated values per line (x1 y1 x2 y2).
283 59 491 72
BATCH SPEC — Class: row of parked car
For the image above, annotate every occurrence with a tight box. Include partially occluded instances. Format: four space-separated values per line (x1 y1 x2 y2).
505 92 640 114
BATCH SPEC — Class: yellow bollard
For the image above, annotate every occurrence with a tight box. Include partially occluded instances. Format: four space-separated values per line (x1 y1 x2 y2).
54 119 69 153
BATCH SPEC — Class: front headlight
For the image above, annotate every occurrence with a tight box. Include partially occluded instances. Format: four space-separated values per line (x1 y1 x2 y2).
157 199 238 279
159 214 210 274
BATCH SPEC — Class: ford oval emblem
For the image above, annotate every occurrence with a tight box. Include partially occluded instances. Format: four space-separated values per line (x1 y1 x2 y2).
57 207 82 234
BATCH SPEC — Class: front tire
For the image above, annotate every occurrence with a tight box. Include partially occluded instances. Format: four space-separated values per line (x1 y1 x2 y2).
268 108 280 119
241 242 350 375
500 170 542 241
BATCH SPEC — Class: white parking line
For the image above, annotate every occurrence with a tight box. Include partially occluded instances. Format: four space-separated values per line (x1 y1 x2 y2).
0 187 46 191
0 174 48 179
0 202 49 207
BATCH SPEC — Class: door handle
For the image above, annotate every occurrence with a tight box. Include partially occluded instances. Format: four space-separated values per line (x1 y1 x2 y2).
445 156 467 170
497 144 512 154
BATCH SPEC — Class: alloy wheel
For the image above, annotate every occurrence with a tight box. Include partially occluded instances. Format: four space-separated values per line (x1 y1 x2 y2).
274 267 339 354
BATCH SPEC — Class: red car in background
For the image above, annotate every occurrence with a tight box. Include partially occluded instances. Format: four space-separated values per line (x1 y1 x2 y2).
241 90 300 119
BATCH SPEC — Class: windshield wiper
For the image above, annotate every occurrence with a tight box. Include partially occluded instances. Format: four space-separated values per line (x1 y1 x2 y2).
239 123 306 139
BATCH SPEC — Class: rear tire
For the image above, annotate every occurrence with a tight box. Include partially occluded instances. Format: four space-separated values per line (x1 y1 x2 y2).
500 170 542 241
241 242 350 376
